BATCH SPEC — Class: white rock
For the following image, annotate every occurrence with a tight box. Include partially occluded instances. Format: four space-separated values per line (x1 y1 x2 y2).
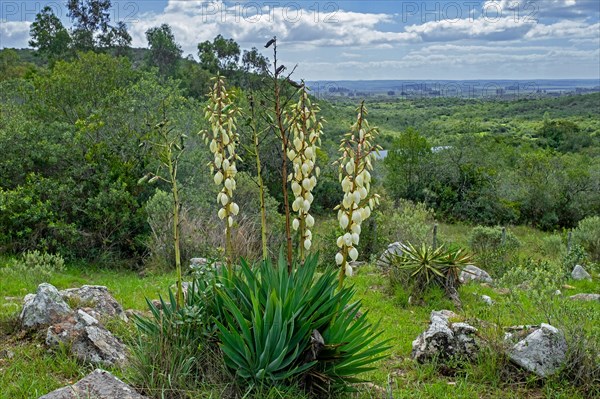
481 295 494 306
460 265 493 284
507 323 567 378
571 265 592 281
38 369 148 398
20 283 72 330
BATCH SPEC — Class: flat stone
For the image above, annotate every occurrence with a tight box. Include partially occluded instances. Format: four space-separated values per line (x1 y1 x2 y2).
38 369 147 399
568 293 600 302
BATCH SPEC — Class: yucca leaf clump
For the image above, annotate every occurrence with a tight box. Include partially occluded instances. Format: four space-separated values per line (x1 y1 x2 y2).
214 253 389 396
390 242 473 301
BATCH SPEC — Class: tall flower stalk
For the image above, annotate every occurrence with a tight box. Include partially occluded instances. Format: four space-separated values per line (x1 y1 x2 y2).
285 84 323 261
139 118 187 308
202 76 240 269
335 102 381 288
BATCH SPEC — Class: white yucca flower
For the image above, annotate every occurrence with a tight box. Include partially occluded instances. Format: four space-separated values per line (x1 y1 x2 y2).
202 76 241 248
335 102 381 283
285 85 324 259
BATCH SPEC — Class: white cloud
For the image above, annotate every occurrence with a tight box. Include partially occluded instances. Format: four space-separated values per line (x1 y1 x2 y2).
0 21 31 48
128 0 419 56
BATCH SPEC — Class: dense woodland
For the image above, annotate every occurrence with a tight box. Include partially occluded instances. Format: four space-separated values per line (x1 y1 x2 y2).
1 25 599 263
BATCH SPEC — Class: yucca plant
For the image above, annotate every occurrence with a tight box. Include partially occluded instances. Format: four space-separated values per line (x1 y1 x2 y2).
214 253 389 396
391 243 473 306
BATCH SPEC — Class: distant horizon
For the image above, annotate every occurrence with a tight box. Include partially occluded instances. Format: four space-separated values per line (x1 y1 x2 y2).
2 1 599 80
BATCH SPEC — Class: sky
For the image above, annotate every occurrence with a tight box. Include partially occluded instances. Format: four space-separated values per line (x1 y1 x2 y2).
1 0 599 80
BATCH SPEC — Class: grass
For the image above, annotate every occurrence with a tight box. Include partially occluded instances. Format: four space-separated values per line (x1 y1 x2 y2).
0 247 598 399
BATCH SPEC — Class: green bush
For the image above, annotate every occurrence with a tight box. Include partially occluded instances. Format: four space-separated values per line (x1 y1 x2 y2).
215 254 389 396
499 258 566 294
572 216 600 261
469 226 520 276
367 199 435 259
0 250 65 284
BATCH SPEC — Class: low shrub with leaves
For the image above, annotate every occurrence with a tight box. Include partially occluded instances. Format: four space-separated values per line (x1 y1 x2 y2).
469 226 520 276
572 216 600 261
499 258 566 295
214 254 389 396
0 250 65 284
389 243 472 305
131 274 227 397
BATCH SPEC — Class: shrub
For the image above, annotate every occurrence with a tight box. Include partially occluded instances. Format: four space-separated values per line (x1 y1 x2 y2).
367 199 435 259
131 273 229 397
469 226 520 276
538 234 567 258
0 250 65 284
499 258 566 294
215 254 389 396
572 216 600 261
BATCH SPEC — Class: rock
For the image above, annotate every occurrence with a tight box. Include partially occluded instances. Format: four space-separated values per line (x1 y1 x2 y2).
190 257 208 267
571 265 592 281
20 283 72 330
59 285 127 322
481 295 493 306
0 349 14 359
507 323 567 378
38 369 147 399
46 310 128 367
412 310 479 363
459 265 493 284
377 242 403 269
554 290 562 296
568 293 600 302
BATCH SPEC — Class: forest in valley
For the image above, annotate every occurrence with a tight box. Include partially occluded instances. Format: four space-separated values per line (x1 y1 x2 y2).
1 2 599 398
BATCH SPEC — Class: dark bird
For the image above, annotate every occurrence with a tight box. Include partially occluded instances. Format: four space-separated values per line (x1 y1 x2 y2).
287 79 304 89
264 37 276 48
275 65 286 76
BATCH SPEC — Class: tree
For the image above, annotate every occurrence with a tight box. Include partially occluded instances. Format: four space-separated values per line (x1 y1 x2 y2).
384 128 431 202
67 0 130 51
145 24 182 77
29 6 72 62
242 47 269 74
198 34 240 74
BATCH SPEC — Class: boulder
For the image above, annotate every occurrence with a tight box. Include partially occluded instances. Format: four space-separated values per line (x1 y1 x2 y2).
459 265 493 284
571 265 592 281
412 310 479 363
46 309 128 367
569 293 600 302
481 295 494 306
377 242 403 269
20 283 72 329
59 285 127 322
507 323 567 378
38 369 147 399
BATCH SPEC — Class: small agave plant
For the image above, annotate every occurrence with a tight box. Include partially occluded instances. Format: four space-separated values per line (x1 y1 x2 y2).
285 84 324 260
335 102 381 286
202 76 241 267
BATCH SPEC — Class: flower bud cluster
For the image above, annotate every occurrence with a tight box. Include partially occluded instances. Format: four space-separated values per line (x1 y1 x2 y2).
285 88 323 255
203 76 241 231
335 103 381 278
